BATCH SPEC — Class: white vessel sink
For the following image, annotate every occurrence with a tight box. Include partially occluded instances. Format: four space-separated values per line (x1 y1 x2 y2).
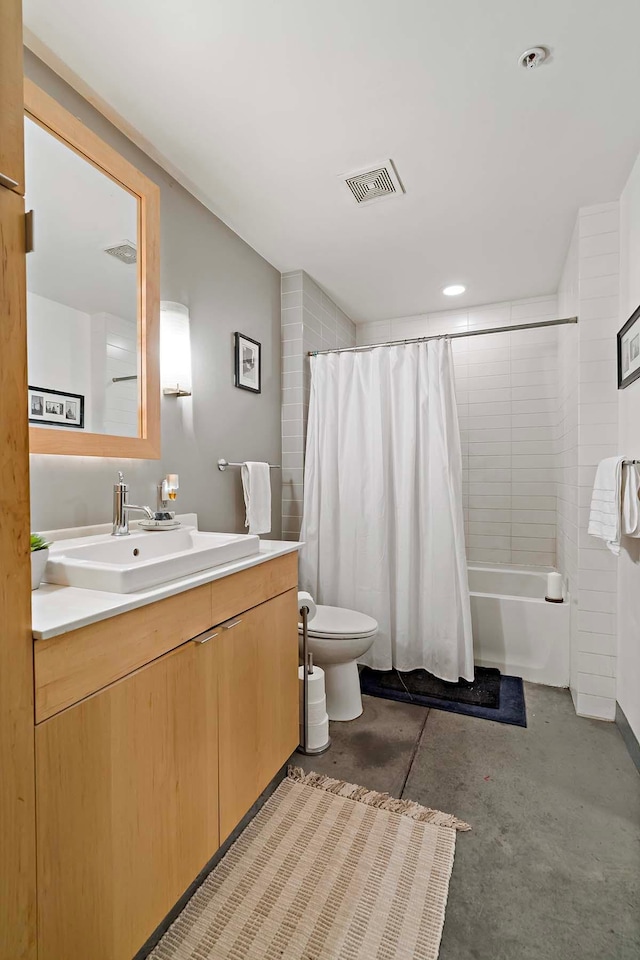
44 527 261 594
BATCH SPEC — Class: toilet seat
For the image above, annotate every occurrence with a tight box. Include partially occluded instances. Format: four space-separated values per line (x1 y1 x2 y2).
299 604 378 640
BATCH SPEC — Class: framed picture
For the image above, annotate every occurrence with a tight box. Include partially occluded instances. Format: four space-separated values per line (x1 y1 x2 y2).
618 305 640 389
234 332 261 394
29 386 84 429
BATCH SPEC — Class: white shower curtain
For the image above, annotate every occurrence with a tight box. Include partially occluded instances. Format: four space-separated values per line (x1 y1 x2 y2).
299 339 473 682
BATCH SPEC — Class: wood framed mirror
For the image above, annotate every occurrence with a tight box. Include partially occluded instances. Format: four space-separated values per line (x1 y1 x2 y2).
24 79 160 458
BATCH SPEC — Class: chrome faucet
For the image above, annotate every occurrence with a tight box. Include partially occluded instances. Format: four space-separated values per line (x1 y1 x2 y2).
112 472 155 536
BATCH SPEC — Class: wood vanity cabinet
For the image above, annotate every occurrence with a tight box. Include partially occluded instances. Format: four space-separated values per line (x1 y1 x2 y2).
36 637 220 960
218 588 299 840
0 0 25 194
34 554 299 960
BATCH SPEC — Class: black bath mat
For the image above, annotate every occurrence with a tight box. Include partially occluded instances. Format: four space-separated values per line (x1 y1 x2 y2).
359 666 527 727
360 666 501 708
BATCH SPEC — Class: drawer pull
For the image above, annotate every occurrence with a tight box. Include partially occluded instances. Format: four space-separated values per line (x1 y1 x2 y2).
221 619 242 630
0 171 19 190
193 630 219 645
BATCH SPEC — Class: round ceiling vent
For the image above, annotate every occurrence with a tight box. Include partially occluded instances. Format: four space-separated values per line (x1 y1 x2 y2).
518 47 548 70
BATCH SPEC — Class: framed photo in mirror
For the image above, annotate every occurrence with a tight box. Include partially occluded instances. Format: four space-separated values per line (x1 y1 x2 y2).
618 304 640 389
28 386 84 429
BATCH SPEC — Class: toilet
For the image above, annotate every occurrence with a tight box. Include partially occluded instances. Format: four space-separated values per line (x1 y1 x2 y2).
299 604 378 721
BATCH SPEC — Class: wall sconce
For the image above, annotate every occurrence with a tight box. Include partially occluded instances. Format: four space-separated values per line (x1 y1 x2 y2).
160 301 192 397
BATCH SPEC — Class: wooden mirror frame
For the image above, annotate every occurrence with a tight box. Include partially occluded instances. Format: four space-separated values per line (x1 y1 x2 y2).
24 79 161 459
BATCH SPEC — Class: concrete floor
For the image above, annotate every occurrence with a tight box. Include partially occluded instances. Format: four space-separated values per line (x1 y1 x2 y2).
297 684 640 960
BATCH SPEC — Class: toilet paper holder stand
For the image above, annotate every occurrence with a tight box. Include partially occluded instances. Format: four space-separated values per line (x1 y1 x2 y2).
297 604 331 756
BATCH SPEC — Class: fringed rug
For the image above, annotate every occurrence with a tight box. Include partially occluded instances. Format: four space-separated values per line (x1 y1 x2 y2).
149 768 469 960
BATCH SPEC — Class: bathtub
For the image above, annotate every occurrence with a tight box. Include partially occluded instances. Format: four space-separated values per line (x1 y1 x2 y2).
468 563 570 687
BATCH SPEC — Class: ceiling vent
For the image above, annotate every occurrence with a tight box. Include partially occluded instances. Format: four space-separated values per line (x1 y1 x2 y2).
342 160 404 205
104 240 137 265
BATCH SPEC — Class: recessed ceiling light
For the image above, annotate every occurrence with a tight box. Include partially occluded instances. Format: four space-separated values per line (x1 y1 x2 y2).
443 284 465 296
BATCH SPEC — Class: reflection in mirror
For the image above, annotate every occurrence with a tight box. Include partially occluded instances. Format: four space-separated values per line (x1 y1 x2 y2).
24 115 140 438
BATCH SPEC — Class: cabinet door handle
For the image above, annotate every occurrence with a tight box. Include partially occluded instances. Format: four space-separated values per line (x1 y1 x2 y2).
25 210 34 253
192 630 219 645
221 619 242 630
0 172 19 190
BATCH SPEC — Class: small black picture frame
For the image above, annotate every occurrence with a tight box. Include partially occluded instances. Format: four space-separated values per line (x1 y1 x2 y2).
617 304 640 390
28 385 85 429
234 332 261 394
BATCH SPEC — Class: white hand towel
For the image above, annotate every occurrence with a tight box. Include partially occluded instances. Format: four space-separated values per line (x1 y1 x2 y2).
622 462 640 537
241 461 271 535
588 457 624 555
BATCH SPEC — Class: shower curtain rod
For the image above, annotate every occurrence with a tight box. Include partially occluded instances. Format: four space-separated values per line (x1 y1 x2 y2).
308 316 578 356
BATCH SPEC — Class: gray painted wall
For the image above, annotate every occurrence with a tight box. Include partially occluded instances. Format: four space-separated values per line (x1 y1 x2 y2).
25 51 282 537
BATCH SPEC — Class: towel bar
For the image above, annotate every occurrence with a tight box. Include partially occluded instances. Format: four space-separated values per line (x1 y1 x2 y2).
217 458 281 472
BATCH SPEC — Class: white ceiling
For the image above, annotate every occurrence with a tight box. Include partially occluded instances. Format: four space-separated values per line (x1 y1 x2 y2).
23 0 640 322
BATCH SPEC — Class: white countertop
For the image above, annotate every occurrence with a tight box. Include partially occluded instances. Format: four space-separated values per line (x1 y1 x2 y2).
32 539 302 641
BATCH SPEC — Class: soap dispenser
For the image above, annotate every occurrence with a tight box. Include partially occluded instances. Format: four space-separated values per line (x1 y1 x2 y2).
157 474 179 517
135 474 181 529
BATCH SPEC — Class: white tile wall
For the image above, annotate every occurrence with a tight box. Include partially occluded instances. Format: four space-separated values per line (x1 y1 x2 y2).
556 201 620 721
357 295 559 565
556 222 580 711
103 314 138 438
281 271 356 539
89 311 138 438
571 201 620 722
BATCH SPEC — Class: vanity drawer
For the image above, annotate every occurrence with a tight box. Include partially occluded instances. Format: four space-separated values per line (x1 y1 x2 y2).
34 553 298 723
34 584 213 723
210 552 297 626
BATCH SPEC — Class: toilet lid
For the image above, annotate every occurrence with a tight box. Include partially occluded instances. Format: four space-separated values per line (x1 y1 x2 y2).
299 604 378 639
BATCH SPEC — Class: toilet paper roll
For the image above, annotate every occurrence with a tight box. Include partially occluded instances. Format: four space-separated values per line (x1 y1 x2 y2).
298 664 326 703
298 663 329 744
298 590 317 624
301 700 328 726
300 716 330 752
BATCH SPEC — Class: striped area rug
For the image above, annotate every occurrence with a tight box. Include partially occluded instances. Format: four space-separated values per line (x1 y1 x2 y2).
150 768 470 960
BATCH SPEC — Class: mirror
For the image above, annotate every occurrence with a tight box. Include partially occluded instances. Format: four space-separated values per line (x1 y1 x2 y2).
25 116 138 437
24 80 160 459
